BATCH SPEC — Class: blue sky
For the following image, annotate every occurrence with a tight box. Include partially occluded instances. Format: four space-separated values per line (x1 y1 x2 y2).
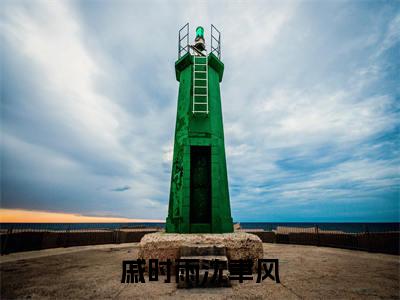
1 0 399 222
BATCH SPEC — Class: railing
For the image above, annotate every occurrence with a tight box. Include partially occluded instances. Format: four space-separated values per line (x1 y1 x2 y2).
240 223 400 255
211 24 221 59
177 24 222 60
0 223 163 255
1 223 398 255
239 222 400 234
178 23 189 59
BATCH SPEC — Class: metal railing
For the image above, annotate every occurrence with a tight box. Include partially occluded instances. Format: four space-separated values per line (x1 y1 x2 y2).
178 23 189 59
178 24 222 60
211 24 221 59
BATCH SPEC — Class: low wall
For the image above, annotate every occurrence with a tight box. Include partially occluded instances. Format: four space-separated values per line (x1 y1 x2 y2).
248 231 276 243
280 232 399 254
1 230 399 255
0 230 158 255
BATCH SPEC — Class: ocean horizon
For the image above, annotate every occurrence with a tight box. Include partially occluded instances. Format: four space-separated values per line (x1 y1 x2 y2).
1 222 399 233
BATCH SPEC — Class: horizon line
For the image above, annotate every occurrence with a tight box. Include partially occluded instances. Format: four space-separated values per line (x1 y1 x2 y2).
0 209 398 223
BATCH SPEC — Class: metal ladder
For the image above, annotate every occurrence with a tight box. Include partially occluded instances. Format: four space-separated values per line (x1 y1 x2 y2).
192 55 208 115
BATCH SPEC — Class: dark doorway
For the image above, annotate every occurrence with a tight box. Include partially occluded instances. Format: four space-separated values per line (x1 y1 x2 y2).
190 146 211 224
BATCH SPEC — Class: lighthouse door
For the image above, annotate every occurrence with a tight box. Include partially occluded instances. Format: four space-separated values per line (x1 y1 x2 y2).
190 146 211 230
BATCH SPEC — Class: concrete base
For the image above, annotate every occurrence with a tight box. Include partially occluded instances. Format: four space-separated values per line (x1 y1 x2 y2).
138 232 263 262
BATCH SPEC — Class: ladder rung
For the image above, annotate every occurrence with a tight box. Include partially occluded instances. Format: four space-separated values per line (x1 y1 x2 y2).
193 54 208 115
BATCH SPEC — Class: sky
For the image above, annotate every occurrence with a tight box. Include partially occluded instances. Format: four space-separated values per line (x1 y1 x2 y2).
1 0 399 222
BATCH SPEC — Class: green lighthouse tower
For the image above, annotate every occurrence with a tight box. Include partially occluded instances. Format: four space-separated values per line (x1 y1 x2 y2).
166 24 233 233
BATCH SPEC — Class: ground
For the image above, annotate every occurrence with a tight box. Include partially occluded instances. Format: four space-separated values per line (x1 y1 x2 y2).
1 243 399 299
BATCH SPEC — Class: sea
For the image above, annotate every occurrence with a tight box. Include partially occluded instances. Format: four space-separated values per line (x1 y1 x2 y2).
0 222 399 233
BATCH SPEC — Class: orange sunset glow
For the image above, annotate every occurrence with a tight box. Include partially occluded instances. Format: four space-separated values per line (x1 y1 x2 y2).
0 209 164 223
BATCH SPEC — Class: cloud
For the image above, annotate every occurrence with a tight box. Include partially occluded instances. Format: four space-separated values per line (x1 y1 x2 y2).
1 0 399 222
111 186 131 192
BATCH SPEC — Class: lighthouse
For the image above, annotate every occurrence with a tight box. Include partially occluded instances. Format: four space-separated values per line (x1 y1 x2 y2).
166 24 233 233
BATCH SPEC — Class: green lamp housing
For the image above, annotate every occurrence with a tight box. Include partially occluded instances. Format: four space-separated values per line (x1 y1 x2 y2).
195 26 204 40
194 26 206 52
